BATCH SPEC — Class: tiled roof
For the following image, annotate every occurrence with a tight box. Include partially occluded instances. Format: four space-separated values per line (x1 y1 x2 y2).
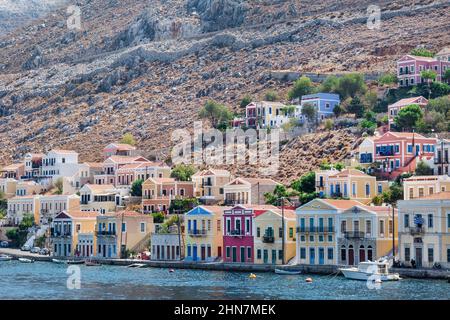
106 156 148 163
319 199 363 210
389 96 427 108
408 55 437 62
51 149 78 154
1 163 24 171
83 162 104 168
105 143 136 151
419 191 450 200
329 169 368 178
84 184 116 193
244 178 281 185
105 211 150 218
65 211 99 219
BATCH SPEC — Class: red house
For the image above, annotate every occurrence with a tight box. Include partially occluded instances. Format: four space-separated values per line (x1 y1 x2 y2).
373 132 436 178
397 54 450 87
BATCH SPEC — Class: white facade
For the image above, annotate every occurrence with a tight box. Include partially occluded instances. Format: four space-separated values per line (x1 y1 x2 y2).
41 150 80 179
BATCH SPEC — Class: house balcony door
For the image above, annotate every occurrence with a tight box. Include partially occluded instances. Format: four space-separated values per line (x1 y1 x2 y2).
240 247 245 263
193 245 198 261
271 250 276 264
232 247 237 262
348 247 355 265
359 246 366 263
201 246 206 261
319 248 325 265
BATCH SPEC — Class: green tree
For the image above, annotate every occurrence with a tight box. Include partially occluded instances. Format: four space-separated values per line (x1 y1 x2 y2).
264 90 279 102
120 132 136 146
53 178 64 195
319 160 332 170
170 164 196 181
130 179 144 197
288 76 314 100
378 73 398 86
381 183 403 205
335 73 367 99
301 103 318 127
169 197 199 214
324 119 334 130
333 104 344 117
334 163 345 171
291 172 315 194
280 105 296 117
198 100 233 129
443 69 450 84
415 160 433 175
394 104 423 131
410 48 434 57
318 75 339 93
347 96 365 118
264 185 291 205
152 212 165 223
240 94 253 108
421 70 437 83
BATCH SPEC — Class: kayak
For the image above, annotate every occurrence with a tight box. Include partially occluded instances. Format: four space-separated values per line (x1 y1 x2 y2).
18 258 34 263
275 269 301 275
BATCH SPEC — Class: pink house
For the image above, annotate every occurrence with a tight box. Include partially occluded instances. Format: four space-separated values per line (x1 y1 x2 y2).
397 54 450 87
222 205 255 263
388 96 428 128
373 132 437 178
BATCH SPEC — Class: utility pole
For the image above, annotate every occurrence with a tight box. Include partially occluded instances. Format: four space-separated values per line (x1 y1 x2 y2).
392 204 396 260
280 197 286 265
119 211 125 259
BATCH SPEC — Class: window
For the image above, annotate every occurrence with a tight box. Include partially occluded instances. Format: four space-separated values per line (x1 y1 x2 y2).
428 214 433 229
328 217 333 232
352 183 356 196
257 249 261 259
405 247 410 262
419 188 424 198
395 159 400 168
447 213 450 228
365 183 370 197
328 235 332 242
122 223 126 233
300 248 306 259
388 220 393 235
257 227 260 237
319 235 324 242
379 220 385 236
279 227 283 238
378 184 382 194
429 187 434 195
341 247 346 261
278 250 283 260
309 235 314 242
289 228 293 238
409 188 414 199
300 235 306 242
428 248 434 263
309 218 314 231
366 220 371 236
394 145 399 153
140 222 145 233
341 220 347 233
407 144 413 153
404 214 409 228
226 247 230 258
327 248 333 260
217 220 221 232
247 247 251 259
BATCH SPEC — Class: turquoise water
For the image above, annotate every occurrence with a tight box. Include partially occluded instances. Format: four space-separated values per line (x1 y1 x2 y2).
0 261 448 300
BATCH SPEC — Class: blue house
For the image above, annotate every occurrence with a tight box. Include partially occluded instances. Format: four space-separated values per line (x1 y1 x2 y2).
298 93 341 121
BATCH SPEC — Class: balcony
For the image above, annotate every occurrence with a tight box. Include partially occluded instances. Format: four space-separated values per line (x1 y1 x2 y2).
409 226 425 236
95 230 116 236
343 231 366 239
262 234 274 243
296 227 335 234
315 182 324 189
188 229 207 237
377 151 395 157
434 158 449 164
227 229 246 236
202 181 213 187
51 231 72 237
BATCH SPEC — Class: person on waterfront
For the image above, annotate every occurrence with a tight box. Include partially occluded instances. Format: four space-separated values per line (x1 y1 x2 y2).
410 259 416 269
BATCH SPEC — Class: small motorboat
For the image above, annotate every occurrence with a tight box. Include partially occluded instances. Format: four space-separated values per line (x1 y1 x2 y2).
127 263 146 268
249 273 257 279
339 259 401 281
52 259 67 264
275 269 301 275
67 259 85 265
0 254 12 262
18 258 34 263
85 260 101 267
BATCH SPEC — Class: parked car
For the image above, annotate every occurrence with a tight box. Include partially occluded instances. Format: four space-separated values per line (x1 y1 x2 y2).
0 241 9 248
21 244 31 251
39 248 50 256
30 247 41 254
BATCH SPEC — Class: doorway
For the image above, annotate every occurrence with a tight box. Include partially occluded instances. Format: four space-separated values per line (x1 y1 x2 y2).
319 248 324 265
240 247 245 263
415 247 422 268
348 246 355 265
359 245 365 263
232 247 237 262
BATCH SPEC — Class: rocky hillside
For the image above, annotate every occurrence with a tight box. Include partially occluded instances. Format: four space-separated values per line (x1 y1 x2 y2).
0 0 449 180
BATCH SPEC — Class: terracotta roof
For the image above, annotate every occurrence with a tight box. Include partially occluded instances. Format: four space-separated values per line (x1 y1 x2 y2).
419 191 450 200
255 208 296 219
243 178 281 185
329 169 368 178
104 143 136 151
106 156 149 163
1 163 24 171
408 55 437 62
50 149 78 154
84 184 117 193
319 199 364 210
349 205 395 215
199 205 231 215
389 132 427 139
83 162 104 168
437 47 450 56
194 169 230 176
389 96 428 108
104 211 150 218
65 211 100 219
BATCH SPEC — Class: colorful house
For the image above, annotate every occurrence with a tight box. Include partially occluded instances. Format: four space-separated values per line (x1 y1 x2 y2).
23 153 44 178
38 194 80 225
103 143 138 159
297 93 340 122
434 138 450 176
223 177 280 206
373 132 437 179
245 101 290 128
141 177 195 214
296 198 397 266
6 195 40 225
0 163 25 179
398 192 450 268
79 184 123 214
387 96 428 128
94 155 149 186
0 178 18 199
41 149 80 179
403 175 450 200
253 208 296 265
150 226 182 261
315 168 388 204
192 169 232 204
184 206 230 262
50 210 99 257
358 137 375 165
397 54 450 87
116 162 171 189
96 211 154 258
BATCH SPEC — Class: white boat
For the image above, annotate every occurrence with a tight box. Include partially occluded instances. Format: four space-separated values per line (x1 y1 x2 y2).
0 254 12 261
339 259 401 281
127 263 146 268
275 269 302 275
52 258 67 264
18 258 34 263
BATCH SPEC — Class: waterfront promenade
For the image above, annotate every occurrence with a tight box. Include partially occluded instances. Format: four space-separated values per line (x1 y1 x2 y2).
1 248 449 280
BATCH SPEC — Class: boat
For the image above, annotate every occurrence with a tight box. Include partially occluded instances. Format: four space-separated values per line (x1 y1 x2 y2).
67 259 85 265
85 259 101 267
339 259 401 281
18 258 34 263
274 269 302 275
52 259 67 264
0 254 12 261
127 263 146 268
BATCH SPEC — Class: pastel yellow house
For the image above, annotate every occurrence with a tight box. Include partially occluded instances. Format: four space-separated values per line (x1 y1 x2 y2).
184 206 229 261
6 195 40 225
398 192 450 268
0 178 18 199
192 169 232 204
296 198 361 266
315 168 388 204
50 210 99 257
338 204 397 266
79 184 123 213
254 208 297 265
96 211 155 258
38 194 80 225
403 175 450 200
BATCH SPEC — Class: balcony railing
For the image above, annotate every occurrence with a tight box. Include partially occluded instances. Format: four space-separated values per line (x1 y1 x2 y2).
226 229 246 236
262 235 274 243
51 231 72 237
95 230 116 236
434 158 449 164
188 229 207 237
409 226 425 236
315 182 324 189
202 181 213 187
343 231 366 239
377 151 395 157
296 227 335 234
